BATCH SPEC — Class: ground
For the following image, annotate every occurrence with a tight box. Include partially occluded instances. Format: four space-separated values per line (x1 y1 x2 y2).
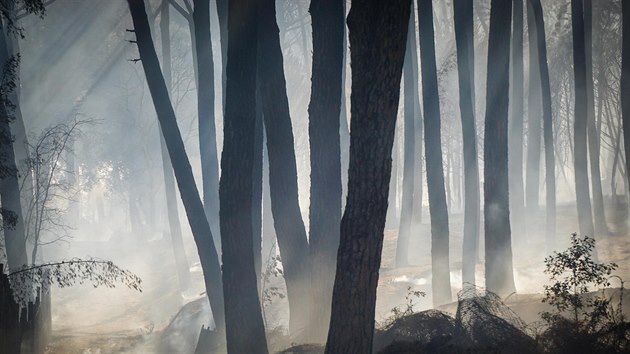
44 199 630 353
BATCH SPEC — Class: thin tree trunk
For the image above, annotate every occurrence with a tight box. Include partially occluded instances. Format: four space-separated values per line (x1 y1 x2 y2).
215 0 227 106
324 1 410 352
219 0 268 349
160 0 191 292
252 86 264 294
584 0 608 235
484 0 517 296
340 0 350 204
526 0 542 214
623 0 630 197
529 0 556 250
396 15 417 268
307 0 344 342
571 0 596 242
418 0 452 307
453 0 480 288
126 0 225 333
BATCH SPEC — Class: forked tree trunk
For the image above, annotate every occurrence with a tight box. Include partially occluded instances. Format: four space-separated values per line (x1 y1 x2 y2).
126 0 225 333
484 0 517 296
453 0 481 287
324 1 411 352
418 0 452 306
307 0 344 342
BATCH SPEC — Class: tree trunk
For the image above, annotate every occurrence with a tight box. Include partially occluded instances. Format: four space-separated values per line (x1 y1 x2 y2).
622 0 630 198
218 0 268 349
396 15 417 268
252 87 264 294
192 0 221 251
484 0 517 296
571 0 596 241
526 0 542 214
453 0 481 288
385 135 399 228
340 0 350 205
126 0 225 333
256 0 311 337
324 1 410 352
529 0 556 249
418 0 452 307
0 18 27 270
160 0 191 292
215 0 227 106
509 0 525 233
307 0 344 342
584 0 608 235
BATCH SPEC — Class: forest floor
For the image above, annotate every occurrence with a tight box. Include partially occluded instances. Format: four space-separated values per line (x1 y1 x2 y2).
44 198 630 353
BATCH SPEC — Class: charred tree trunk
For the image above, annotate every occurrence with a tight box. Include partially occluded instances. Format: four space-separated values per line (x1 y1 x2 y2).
571 0 596 241
307 0 344 342
623 0 630 196
257 0 311 336
453 0 481 287
584 0 608 235
193 0 221 250
324 0 410 352
526 1 542 214
529 0 556 249
396 14 417 268
418 0 452 306
219 0 268 349
126 0 225 333
484 0 517 296
160 0 191 292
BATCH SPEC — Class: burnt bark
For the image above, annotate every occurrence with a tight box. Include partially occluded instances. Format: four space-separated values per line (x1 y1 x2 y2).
571 0 596 241
453 0 481 287
418 0 452 306
324 1 411 352
126 0 225 333
219 0 268 349
484 0 517 296
307 0 344 342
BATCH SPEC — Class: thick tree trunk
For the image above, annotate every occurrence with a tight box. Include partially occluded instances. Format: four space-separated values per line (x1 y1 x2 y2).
126 0 225 333
571 0 596 241
307 0 344 342
484 0 517 296
509 0 525 232
396 15 417 268
526 1 542 214
453 0 481 288
623 0 630 197
257 0 311 337
529 0 556 249
418 0 451 307
324 1 410 352
0 19 27 270
219 0 268 349
584 0 608 235
160 0 191 292
193 0 221 251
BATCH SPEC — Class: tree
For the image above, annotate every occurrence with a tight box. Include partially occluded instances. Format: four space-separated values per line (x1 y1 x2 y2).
529 0 556 248
307 0 344 342
584 0 608 235
509 0 525 230
126 0 225 333
453 0 481 287
219 0 268 350
418 0 451 306
257 0 311 335
623 0 630 193
325 0 411 352
571 0 596 243
159 0 191 292
526 0 542 215
484 0 517 296
396 9 419 269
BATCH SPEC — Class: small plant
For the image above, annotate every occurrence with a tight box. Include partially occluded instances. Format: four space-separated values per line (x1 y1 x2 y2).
390 286 426 321
538 233 629 353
